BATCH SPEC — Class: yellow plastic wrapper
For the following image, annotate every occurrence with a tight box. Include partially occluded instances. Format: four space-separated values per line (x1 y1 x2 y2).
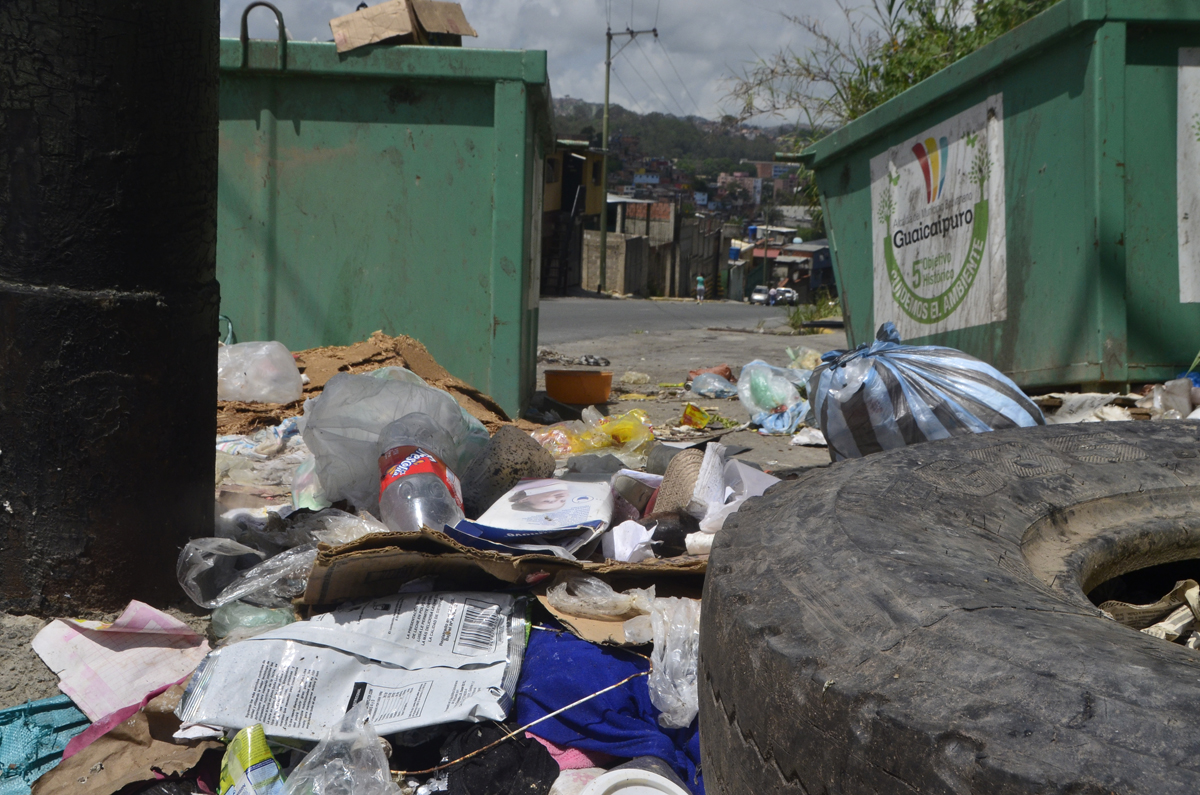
530 408 654 465
220 724 285 795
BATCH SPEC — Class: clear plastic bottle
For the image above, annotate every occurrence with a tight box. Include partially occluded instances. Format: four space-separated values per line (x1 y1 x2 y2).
377 414 465 533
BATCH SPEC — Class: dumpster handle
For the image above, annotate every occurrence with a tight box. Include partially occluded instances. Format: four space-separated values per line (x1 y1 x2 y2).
239 1 287 71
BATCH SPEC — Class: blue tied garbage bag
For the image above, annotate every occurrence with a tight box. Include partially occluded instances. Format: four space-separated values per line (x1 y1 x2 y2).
808 322 1044 462
0 695 89 795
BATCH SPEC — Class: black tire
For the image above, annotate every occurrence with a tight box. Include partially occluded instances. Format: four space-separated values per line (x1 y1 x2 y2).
701 422 1200 794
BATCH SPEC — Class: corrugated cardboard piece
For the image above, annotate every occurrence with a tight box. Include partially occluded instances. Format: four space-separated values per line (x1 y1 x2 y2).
330 0 421 53
303 529 706 606
329 0 477 53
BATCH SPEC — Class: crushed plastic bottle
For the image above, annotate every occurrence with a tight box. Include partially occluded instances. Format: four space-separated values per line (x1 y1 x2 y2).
378 414 465 534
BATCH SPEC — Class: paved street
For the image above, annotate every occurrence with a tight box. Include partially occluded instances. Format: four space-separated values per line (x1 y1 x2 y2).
538 296 789 345
537 296 850 474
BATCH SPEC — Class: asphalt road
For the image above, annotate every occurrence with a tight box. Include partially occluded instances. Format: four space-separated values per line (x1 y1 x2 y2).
538 297 790 345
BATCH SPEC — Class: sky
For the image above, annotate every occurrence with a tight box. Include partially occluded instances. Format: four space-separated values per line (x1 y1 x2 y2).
220 0 842 123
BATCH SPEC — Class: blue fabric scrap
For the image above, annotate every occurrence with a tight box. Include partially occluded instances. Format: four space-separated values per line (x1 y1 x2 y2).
515 627 703 794
0 694 89 795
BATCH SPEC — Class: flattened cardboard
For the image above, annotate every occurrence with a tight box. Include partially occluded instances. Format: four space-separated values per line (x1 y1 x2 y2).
411 0 477 36
303 529 706 606
330 0 421 53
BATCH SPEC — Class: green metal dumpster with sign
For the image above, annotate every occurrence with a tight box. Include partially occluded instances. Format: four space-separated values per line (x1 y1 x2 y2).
217 29 551 416
801 0 1200 388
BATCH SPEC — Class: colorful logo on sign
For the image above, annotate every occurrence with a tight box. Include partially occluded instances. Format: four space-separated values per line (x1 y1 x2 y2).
912 136 950 203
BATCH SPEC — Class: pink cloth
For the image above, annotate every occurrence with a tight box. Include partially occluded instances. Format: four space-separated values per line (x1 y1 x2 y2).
527 732 618 770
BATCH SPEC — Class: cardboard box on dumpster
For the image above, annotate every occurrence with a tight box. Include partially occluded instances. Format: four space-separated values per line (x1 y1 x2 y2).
330 0 476 53
330 0 424 52
303 528 706 609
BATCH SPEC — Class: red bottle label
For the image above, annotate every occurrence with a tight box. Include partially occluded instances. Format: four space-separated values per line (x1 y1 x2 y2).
378 445 464 509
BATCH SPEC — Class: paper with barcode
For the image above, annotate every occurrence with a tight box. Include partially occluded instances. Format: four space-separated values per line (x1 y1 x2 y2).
177 592 527 741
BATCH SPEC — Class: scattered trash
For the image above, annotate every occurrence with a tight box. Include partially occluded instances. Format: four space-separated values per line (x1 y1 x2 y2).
581 757 692 795
621 371 651 385
211 602 295 645
220 724 285 795
441 722 558 795
330 0 476 54
679 403 712 429
790 427 827 446
1137 377 1194 420
647 598 701 729
785 345 823 371
809 322 1044 461
378 413 467 534
688 372 737 399
686 364 736 384
283 702 401 794
546 572 654 620
178 592 528 740
451 479 614 559
530 408 655 468
32 601 210 723
0 696 88 795
460 426 556 520
538 349 611 368
737 360 809 435
218 341 304 404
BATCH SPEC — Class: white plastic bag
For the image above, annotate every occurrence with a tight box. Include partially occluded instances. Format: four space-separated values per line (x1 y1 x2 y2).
301 373 489 513
737 360 809 435
546 571 654 619
284 702 400 795
648 597 701 728
217 341 303 403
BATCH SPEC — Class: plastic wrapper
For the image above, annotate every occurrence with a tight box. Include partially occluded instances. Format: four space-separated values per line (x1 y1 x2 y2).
1136 378 1193 419
647 597 701 729
301 373 489 513
786 346 824 371
284 702 400 795
808 323 1045 462
211 602 295 644
545 572 654 619
220 723 285 795
737 360 810 435
218 341 304 404
287 508 391 547
178 541 316 609
689 372 737 399
178 592 528 741
177 537 265 608
292 456 332 511
530 408 654 468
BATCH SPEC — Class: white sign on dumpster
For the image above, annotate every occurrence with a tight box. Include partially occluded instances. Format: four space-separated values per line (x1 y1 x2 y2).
870 94 1007 338
1178 49 1200 302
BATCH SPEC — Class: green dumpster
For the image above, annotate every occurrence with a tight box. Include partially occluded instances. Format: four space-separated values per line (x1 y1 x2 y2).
801 0 1200 388
217 22 552 416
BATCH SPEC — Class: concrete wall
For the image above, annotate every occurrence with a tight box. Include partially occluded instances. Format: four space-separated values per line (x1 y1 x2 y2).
582 230 648 296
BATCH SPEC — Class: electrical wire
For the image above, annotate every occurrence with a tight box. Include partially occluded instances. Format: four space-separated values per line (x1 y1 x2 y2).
656 37 704 117
633 35 688 117
611 64 649 114
616 49 670 115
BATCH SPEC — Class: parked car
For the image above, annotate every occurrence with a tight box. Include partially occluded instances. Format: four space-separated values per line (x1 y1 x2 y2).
749 285 769 305
777 288 798 306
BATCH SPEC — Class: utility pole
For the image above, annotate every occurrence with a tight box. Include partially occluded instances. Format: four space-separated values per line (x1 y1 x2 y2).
599 25 656 294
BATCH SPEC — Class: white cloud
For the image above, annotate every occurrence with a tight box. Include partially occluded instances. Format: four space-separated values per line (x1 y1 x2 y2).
222 0 844 121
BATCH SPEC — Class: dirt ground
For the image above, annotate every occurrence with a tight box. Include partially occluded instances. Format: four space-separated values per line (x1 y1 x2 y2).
537 320 850 475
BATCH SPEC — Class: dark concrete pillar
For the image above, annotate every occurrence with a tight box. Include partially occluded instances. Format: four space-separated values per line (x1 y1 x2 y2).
0 2 219 613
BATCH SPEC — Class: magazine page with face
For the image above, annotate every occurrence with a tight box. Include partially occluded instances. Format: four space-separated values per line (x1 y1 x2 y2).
448 479 615 557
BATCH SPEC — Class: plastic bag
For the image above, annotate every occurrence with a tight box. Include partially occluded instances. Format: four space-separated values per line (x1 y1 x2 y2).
1136 378 1193 419
647 597 701 728
786 345 823 371
292 455 332 511
286 508 391 547
690 372 737 399
218 341 303 404
545 571 654 619
178 541 316 609
284 702 400 795
809 322 1045 462
737 360 810 435
301 373 489 513
211 601 295 644
530 408 654 468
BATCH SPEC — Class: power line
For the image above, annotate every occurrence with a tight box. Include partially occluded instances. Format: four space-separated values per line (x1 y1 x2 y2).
632 35 688 117
656 37 703 116
610 65 648 114
616 49 671 115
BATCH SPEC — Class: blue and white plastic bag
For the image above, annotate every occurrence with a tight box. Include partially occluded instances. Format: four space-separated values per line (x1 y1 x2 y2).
808 323 1044 461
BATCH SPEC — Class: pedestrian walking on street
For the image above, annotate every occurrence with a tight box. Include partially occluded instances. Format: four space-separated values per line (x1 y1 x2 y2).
695 274 705 303
768 287 778 306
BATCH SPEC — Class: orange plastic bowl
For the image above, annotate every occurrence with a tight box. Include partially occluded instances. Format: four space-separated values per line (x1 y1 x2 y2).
544 369 613 405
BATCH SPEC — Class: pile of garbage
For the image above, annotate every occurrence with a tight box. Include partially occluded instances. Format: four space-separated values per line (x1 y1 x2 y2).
19 332 794 795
